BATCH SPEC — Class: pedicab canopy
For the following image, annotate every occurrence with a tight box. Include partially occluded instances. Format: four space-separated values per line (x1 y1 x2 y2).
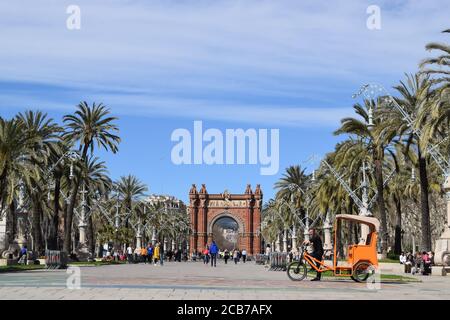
335 214 380 233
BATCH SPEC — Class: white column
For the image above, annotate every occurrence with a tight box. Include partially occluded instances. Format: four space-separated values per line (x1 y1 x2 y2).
304 208 310 242
283 229 288 252
323 211 332 251
292 225 297 253
275 236 280 252
152 227 157 245
136 217 142 248
360 162 371 244
433 176 450 265
78 184 88 246
79 224 86 245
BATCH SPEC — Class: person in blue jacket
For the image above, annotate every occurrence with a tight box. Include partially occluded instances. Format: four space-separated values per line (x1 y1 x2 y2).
209 241 219 267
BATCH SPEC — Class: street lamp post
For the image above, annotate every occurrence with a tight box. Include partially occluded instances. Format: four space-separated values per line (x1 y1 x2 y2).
78 183 88 246
114 186 120 252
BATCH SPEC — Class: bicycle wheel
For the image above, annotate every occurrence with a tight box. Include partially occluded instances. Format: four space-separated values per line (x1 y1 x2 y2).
287 261 307 281
352 261 374 283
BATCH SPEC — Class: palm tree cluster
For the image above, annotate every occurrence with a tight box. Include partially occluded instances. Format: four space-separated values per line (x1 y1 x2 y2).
263 29 450 255
0 102 189 258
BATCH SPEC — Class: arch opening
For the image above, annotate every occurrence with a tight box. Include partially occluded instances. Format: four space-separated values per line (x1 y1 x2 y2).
212 216 239 251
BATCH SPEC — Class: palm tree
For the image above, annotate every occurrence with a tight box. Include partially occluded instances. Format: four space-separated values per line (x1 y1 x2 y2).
82 156 112 255
45 140 73 250
274 165 313 250
116 175 148 228
0 118 26 253
382 146 416 254
334 100 389 253
16 111 61 253
387 74 436 251
420 29 450 89
62 102 120 253
0 118 26 210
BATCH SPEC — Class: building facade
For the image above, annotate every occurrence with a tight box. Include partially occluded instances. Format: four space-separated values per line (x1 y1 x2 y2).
188 184 262 256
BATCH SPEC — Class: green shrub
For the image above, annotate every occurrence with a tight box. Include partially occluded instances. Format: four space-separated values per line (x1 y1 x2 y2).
387 252 400 261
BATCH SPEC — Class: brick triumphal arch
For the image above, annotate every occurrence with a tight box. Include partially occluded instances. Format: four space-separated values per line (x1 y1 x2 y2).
188 184 263 256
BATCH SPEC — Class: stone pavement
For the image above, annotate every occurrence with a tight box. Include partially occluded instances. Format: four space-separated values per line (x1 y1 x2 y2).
0 261 449 300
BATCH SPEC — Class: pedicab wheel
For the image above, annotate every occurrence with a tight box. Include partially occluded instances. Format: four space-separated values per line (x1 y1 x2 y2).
287 261 307 281
352 261 374 283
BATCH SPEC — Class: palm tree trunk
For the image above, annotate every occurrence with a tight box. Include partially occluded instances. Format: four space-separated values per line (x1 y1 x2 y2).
63 143 90 253
0 170 8 201
63 178 80 253
374 158 388 253
87 198 95 255
60 197 68 250
393 194 402 255
3 202 16 252
47 174 61 250
418 150 432 251
32 197 44 255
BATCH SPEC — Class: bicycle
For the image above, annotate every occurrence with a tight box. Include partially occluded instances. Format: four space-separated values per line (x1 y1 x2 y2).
286 245 375 282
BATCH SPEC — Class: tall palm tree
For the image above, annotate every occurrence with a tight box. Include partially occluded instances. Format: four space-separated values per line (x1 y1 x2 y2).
382 146 416 254
62 102 120 253
274 165 312 248
45 140 73 250
0 118 26 253
116 175 148 225
334 100 389 253
16 111 61 253
0 118 26 210
82 156 112 255
388 74 436 251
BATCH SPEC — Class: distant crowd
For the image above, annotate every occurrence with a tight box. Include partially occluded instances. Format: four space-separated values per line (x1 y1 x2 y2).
102 242 189 265
100 240 254 267
194 241 249 266
400 251 434 275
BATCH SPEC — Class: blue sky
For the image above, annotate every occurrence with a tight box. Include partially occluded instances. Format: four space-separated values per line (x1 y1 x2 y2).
0 0 449 203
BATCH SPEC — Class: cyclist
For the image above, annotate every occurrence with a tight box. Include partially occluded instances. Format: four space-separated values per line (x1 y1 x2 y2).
303 228 324 281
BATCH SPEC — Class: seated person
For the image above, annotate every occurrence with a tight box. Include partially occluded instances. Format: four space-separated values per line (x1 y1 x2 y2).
422 251 431 275
399 252 407 264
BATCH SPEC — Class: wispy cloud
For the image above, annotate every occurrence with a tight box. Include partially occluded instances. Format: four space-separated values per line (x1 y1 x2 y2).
0 0 448 125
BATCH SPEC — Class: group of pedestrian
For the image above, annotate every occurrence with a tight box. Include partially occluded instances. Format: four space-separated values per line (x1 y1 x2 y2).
198 242 250 266
401 251 434 275
230 248 247 264
125 242 163 266
202 241 219 267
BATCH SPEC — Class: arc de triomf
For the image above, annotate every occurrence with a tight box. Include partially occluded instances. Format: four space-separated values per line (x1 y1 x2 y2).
188 184 263 256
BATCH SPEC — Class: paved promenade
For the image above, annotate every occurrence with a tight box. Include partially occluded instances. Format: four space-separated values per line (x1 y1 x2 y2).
1 261 449 300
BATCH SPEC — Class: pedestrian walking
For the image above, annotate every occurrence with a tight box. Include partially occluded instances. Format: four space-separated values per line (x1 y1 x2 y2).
209 241 219 267
224 249 230 264
242 249 247 263
126 245 133 263
233 249 239 264
140 246 148 263
147 243 154 264
160 242 165 266
153 243 160 265
133 247 140 263
203 245 210 265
